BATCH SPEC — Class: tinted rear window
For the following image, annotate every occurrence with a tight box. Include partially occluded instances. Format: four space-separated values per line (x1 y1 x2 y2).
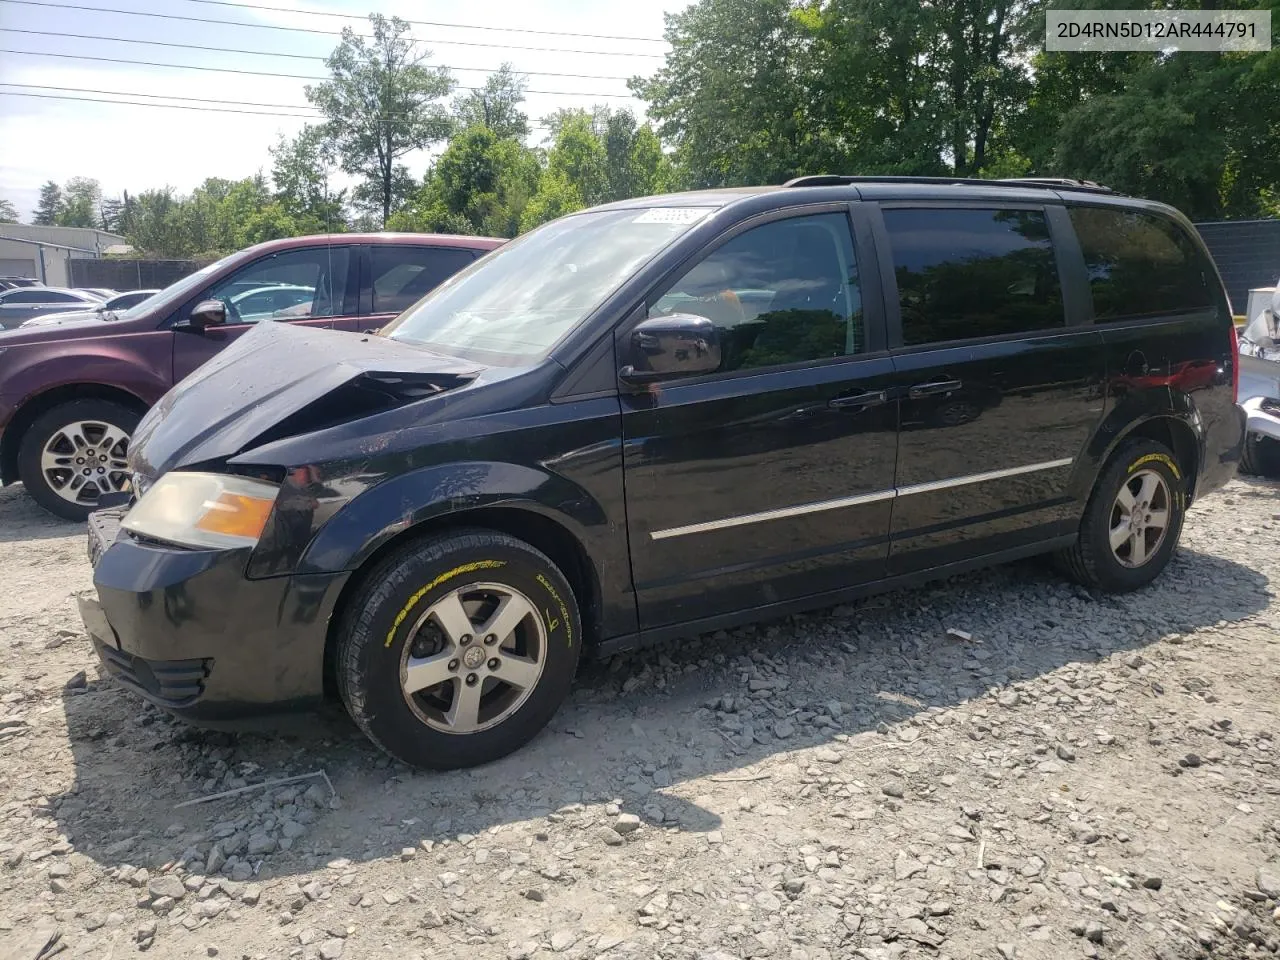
883 207 1065 346
1067 207 1214 322
371 246 478 314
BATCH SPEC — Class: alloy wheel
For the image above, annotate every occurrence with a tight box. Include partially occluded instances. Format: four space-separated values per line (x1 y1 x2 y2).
40 420 131 507
1108 468 1171 568
399 582 547 735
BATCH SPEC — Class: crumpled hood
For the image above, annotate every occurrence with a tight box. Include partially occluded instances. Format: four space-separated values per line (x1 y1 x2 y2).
129 321 485 478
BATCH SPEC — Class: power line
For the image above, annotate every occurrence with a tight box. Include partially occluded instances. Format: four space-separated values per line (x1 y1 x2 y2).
0 77 635 102
0 1 666 57
174 0 667 43
0 89 560 125
0 26 660 65
0 90 316 117
0 47 637 83
2 81 321 110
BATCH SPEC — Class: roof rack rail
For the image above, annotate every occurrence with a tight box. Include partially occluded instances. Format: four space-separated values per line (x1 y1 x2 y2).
781 174 1114 194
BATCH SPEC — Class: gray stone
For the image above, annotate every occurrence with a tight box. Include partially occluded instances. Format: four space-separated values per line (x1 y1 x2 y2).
597 826 624 846
881 780 906 799
549 930 579 952
774 720 796 739
1257 864 1280 899
148 876 187 901
246 834 276 856
1056 744 1077 761
319 939 345 960
894 856 926 881
613 813 642 834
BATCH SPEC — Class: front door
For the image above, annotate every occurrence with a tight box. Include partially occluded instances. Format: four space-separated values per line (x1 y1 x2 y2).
172 245 355 381
873 204 1106 574
621 208 899 630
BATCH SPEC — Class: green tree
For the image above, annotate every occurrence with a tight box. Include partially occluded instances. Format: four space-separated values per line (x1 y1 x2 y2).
452 63 530 140
32 181 62 226
307 14 454 226
543 111 608 207
123 187 180 256
392 124 541 237
631 0 832 187
98 196 123 233
270 125 348 231
519 171 584 232
57 177 103 228
0 197 17 224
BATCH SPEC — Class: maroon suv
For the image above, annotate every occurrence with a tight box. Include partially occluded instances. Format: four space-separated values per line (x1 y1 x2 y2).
0 232 504 520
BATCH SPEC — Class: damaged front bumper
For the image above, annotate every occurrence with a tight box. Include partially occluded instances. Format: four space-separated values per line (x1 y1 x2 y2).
1243 395 1280 443
80 506 349 721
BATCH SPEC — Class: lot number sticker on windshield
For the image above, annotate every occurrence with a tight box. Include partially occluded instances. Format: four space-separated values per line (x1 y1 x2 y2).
632 208 710 225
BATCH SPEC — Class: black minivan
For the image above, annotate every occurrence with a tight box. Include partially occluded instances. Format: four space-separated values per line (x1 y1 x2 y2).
79 177 1246 770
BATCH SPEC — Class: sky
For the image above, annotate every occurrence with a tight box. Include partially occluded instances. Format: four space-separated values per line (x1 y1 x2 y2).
0 0 684 221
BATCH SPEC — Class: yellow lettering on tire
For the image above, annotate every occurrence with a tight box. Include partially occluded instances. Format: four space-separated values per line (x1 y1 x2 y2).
535 573 573 647
383 560 506 648
1129 452 1181 480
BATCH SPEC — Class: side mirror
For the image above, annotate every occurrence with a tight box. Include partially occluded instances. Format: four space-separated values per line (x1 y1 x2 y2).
186 299 227 331
619 314 721 385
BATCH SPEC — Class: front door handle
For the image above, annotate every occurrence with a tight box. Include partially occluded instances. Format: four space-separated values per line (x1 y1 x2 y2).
908 378 962 399
828 389 888 410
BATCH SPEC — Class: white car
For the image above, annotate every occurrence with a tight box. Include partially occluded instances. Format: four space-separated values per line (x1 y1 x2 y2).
1238 284 1280 478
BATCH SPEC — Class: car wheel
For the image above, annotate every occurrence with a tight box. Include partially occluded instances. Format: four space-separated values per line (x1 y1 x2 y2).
336 528 581 770
1054 439 1186 593
1240 432 1280 479
17 399 140 522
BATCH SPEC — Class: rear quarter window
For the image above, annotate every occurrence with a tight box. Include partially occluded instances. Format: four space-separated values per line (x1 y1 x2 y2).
371 246 479 314
1067 206 1215 322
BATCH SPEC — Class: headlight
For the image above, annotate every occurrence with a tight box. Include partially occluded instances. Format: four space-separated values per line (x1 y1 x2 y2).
121 472 279 550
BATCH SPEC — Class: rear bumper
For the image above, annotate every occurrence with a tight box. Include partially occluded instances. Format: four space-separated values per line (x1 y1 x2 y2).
1195 401 1248 500
81 507 349 721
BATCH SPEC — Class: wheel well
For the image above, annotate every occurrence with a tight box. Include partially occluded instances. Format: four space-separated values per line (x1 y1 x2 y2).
321 506 603 700
1121 416 1200 500
1 384 149 485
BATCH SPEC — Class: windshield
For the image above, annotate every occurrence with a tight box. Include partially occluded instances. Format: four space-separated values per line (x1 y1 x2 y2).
381 207 712 363
115 256 233 322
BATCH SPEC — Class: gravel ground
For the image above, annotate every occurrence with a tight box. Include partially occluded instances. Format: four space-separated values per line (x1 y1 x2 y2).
2 477 1279 960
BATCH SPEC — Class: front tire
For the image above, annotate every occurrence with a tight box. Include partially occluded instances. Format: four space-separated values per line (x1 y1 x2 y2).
336 528 581 770
1055 439 1186 593
17 399 140 522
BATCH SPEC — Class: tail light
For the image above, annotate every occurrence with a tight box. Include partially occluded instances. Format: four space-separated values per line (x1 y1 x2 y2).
1229 318 1240 401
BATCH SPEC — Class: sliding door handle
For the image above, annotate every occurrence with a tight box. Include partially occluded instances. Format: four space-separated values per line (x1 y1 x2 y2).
828 389 888 410
908 379 962 399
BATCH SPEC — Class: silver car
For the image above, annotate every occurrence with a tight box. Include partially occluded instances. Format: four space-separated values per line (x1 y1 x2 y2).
19 289 161 328
0 286 105 330
1238 283 1280 478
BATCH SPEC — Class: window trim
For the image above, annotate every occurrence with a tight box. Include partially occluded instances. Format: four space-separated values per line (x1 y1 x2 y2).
870 200 1077 352
612 203 884 385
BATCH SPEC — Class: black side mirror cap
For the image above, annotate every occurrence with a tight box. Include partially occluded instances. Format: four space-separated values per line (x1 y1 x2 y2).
619 314 722 386
186 299 228 331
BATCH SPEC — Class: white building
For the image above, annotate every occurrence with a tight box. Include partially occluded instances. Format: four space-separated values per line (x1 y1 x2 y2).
0 225 129 287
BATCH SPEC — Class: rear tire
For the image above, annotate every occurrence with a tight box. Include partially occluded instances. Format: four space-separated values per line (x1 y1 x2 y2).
1054 439 1186 593
1241 432 1280 479
336 528 581 770
17 399 140 522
